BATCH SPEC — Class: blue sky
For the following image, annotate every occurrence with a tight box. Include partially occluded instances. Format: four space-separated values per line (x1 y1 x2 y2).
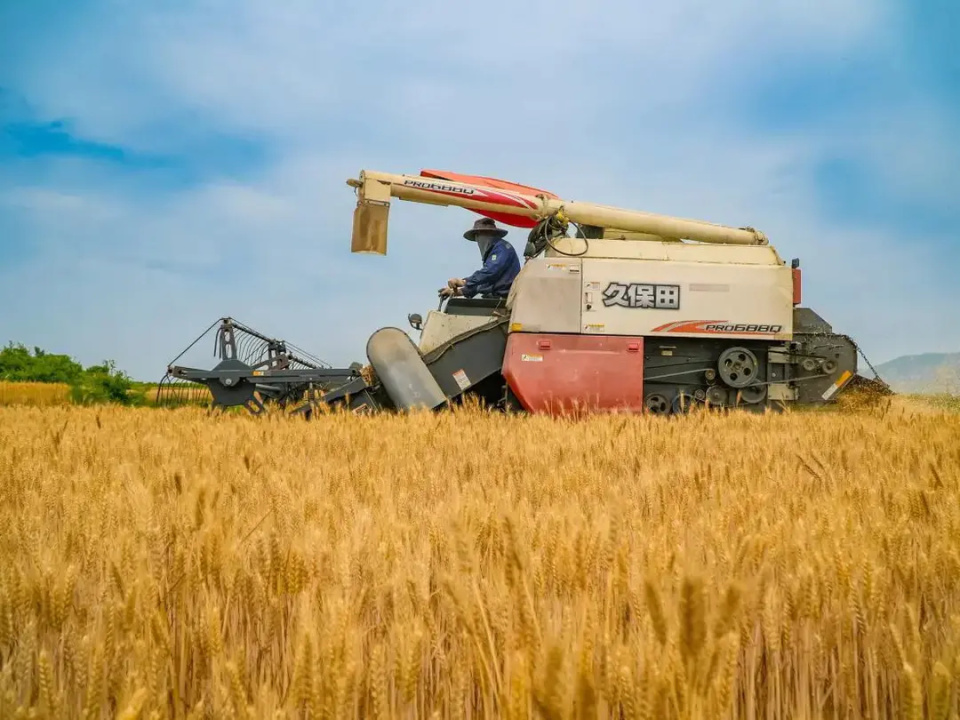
1 0 957 380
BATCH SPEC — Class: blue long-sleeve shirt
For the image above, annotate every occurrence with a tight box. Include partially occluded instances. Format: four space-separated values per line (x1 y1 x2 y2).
461 238 521 299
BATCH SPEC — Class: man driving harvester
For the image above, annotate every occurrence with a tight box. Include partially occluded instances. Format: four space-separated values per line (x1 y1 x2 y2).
439 217 521 300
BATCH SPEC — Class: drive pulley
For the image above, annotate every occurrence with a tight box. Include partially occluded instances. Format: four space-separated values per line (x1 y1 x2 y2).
717 346 760 388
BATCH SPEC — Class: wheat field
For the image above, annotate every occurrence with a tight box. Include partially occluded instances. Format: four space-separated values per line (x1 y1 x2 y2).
0 381 215 408
1 400 959 719
0 381 71 407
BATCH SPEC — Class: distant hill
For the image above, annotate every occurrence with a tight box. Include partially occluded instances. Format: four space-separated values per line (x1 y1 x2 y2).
872 352 960 394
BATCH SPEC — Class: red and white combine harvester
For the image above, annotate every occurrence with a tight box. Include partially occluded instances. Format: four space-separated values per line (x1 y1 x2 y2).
160 168 888 416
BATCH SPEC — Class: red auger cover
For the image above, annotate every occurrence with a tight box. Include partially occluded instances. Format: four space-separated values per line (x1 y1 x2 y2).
419 169 557 229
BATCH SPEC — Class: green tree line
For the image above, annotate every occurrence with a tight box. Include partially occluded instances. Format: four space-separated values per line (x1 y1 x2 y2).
0 342 139 405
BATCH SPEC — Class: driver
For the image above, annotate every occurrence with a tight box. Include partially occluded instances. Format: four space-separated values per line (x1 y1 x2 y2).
439 217 521 300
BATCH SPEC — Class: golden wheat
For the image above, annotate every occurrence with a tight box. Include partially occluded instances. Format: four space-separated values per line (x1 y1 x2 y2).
0 381 71 406
0 399 958 719
141 384 213 406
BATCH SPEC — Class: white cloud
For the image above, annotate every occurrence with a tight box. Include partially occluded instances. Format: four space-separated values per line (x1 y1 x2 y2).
17 0 887 147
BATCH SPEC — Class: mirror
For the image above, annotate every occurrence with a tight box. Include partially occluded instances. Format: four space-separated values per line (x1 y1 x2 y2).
408 313 423 331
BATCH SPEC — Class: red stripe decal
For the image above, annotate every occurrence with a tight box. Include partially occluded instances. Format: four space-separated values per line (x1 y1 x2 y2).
651 320 781 336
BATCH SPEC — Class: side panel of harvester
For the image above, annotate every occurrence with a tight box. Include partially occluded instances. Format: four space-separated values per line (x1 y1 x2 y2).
501 334 645 414
581 259 793 341
501 246 796 415
538 238 795 342
502 257 647 414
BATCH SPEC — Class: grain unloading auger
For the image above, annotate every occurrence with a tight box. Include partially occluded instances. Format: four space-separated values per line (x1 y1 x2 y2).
161 168 889 417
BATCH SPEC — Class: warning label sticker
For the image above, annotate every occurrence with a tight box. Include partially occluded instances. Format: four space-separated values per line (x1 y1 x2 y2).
452 369 471 390
520 354 543 362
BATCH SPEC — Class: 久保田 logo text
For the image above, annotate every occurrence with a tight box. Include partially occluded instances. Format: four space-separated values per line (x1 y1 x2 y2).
602 282 680 309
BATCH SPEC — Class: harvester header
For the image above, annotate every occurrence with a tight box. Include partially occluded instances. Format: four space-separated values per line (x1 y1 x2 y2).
347 168 769 255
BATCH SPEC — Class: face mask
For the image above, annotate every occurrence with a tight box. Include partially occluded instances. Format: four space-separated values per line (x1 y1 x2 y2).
476 234 496 258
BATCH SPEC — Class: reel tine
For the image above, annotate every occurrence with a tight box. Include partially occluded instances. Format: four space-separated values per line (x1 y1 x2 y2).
156 375 212 408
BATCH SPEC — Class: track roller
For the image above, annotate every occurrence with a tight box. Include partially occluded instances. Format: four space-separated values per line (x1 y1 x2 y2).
672 392 698 414
735 385 767 405
644 393 671 415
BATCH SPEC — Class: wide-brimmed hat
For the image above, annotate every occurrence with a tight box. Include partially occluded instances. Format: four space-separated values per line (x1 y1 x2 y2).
463 217 508 241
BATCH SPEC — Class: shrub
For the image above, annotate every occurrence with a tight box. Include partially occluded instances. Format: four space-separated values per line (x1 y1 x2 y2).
0 342 138 405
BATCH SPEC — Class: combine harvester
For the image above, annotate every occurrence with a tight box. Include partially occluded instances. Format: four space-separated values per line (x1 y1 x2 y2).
158 168 888 416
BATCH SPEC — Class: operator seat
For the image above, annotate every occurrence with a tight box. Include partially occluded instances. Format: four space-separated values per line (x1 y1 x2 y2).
443 297 507 317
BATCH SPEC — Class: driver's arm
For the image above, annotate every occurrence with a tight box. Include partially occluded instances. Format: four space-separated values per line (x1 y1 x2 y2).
461 251 508 298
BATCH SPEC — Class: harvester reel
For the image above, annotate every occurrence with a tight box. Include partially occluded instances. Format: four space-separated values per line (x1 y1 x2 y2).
158 317 362 415
718 347 760 388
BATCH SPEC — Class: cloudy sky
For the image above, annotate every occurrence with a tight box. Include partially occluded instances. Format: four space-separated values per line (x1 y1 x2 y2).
1 0 957 380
